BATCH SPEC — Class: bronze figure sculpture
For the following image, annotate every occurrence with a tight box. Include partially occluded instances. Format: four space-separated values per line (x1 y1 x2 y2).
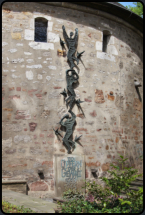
58 110 76 154
54 25 85 153
65 69 79 110
62 25 79 69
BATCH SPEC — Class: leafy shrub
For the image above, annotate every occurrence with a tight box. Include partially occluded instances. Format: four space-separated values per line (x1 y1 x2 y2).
101 155 142 195
57 154 143 213
63 189 84 200
2 201 35 213
58 198 97 213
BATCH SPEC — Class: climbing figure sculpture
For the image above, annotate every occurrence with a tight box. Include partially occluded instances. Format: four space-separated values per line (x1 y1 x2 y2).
65 69 79 110
54 25 84 153
62 25 79 69
58 110 76 153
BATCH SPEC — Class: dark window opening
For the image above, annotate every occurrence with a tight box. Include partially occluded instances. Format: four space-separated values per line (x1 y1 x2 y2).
102 30 110 53
103 35 108 52
38 168 44 179
35 17 48 42
38 172 44 179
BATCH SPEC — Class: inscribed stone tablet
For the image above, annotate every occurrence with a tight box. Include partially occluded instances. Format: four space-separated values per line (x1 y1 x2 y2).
54 154 85 197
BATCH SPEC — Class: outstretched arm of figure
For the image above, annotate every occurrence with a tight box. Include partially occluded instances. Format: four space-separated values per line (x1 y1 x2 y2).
74 28 78 42
62 25 68 40
58 114 69 126
60 121 65 127
68 110 76 120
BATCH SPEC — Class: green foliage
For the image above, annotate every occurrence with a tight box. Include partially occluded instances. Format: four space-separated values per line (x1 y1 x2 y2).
126 2 143 17
63 189 84 200
57 154 143 213
124 187 143 213
2 200 35 213
58 198 97 213
101 155 142 195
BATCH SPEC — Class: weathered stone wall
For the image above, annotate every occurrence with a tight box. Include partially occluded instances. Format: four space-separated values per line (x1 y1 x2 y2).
2 2 143 196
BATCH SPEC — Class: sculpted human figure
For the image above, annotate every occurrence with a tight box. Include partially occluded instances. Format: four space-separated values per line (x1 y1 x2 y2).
62 25 78 69
54 25 83 153
65 69 79 110
59 110 76 153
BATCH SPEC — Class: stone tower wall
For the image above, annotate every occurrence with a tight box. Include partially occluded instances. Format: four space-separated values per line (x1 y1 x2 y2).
2 2 143 196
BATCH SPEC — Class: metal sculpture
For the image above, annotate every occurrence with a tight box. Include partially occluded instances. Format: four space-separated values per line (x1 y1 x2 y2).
65 69 79 110
60 88 67 98
134 77 142 102
60 37 66 50
53 128 63 138
58 110 76 154
54 26 85 153
77 51 85 62
62 25 80 69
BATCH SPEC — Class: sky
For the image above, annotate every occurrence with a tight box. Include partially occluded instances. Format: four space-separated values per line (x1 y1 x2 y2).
119 2 135 7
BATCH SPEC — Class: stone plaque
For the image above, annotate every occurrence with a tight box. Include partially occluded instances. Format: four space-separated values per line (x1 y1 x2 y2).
54 154 85 197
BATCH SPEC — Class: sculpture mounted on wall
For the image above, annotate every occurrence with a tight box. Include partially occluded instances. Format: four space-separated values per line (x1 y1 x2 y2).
65 69 79 110
54 25 85 153
62 25 81 69
134 77 142 102
60 37 66 50
58 110 76 154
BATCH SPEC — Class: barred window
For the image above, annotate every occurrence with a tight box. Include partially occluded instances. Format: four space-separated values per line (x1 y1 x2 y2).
35 17 48 42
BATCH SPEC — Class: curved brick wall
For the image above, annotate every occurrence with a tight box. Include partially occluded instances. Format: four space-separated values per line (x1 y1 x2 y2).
2 2 143 196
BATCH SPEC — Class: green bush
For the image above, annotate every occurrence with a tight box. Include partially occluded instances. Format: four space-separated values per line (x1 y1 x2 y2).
58 198 97 213
63 189 84 200
57 154 143 213
101 155 142 195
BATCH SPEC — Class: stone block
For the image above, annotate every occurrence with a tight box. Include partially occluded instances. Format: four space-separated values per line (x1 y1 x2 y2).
15 110 31 120
5 149 16 154
76 113 85 118
24 29 34 40
95 89 105 103
90 110 97 117
29 122 37 131
107 94 115 101
107 45 118 55
11 33 21 40
115 95 124 108
2 137 12 148
101 163 110 171
97 52 115 62
29 42 54 50
42 161 53 167
3 124 22 132
30 181 48 191
54 154 85 197
14 135 31 143
96 41 102 51
86 161 101 167
2 180 27 194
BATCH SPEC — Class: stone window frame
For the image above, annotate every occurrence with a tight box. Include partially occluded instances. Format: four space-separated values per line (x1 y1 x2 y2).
24 15 59 50
102 30 111 53
96 29 118 59
24 14 53 42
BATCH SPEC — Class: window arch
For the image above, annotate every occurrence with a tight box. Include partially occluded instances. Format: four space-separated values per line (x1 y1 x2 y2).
35 17 48 42
102 30 111 53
